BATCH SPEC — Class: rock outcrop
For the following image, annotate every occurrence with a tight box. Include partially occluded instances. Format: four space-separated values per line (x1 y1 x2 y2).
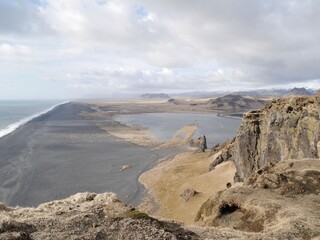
196 159 320 239
189 135 207 152
0 192 197 240
210 95 320 181
244 159 320 194
180 188 199 202
208 139 234 171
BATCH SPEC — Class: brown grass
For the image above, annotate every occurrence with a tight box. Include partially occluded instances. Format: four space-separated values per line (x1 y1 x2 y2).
139 151 236 224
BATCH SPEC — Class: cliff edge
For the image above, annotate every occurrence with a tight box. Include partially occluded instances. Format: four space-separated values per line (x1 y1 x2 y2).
197 94 320 239
210 94 320 181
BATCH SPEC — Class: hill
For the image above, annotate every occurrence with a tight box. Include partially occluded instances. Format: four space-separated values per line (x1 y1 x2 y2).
285 87 313 97
207 94 267 111
141 93 170 99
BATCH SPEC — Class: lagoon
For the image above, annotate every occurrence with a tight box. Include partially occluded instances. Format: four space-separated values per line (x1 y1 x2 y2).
116 112 241 147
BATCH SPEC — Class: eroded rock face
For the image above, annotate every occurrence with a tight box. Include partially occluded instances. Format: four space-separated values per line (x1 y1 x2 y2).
208 140 234 171
189 135 207 153
0 192 198 240
196 159 320 239
212 95 320 181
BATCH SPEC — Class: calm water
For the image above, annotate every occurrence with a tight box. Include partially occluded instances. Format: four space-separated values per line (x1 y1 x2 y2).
0 100 65 138
116 113 241 147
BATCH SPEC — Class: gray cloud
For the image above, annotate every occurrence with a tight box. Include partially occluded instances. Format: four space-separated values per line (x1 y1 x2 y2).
0 0 319 98
0 0 52 36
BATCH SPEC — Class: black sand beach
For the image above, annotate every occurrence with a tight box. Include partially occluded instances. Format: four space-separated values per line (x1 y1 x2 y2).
0 102 175 207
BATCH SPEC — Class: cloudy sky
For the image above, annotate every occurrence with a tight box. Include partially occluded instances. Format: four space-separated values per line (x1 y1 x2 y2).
0 0 319 99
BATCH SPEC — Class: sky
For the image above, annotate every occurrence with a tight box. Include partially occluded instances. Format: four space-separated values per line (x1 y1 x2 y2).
0 0 319 99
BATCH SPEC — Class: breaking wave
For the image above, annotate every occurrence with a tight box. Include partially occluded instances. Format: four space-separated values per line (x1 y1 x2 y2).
0 101 69 139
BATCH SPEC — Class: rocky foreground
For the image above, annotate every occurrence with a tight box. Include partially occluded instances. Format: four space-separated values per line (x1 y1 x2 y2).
197 159 320 239
0 192 198 240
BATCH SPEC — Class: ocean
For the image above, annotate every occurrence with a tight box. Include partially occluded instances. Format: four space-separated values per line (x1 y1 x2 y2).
0 100 67 138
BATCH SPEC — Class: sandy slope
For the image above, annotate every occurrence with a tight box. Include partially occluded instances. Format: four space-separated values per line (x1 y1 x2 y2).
139 150 236 224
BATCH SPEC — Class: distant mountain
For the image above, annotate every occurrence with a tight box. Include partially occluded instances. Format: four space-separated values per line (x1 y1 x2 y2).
285 87 312 97
171 91 231 98
140 93 170 99
169 88 318 99
207 94 267 111
231 89 288 97
232 88 318 98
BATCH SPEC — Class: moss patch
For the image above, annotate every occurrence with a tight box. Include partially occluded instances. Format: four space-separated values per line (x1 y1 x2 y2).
126 210 153 220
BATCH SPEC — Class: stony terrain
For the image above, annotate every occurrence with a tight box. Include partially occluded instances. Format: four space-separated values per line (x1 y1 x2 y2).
0 192 198 240
196 159 320 239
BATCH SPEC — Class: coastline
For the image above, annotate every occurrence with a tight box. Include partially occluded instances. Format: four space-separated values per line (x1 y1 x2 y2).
0 101 180 207
0 100 70 139
78 99 242 219
0 99 240 211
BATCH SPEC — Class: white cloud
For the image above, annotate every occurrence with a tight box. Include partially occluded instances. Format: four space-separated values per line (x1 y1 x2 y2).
0 0 320 98
0 43 32 60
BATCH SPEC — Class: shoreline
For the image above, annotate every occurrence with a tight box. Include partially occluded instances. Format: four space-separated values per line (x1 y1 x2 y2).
78 99 242 221
0 102 181 207
0 99 240 211
216 112 243 120
0 101 70 139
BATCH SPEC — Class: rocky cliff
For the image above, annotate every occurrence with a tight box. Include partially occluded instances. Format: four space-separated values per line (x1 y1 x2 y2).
210 94 320 181
199 95 320 238
197 159 320 239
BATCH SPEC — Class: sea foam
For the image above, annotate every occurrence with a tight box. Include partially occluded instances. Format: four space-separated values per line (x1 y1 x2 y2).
0 101 69 139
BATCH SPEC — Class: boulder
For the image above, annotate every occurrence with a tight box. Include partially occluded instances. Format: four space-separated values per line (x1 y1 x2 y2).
189 135 207 153
180 188 199 202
